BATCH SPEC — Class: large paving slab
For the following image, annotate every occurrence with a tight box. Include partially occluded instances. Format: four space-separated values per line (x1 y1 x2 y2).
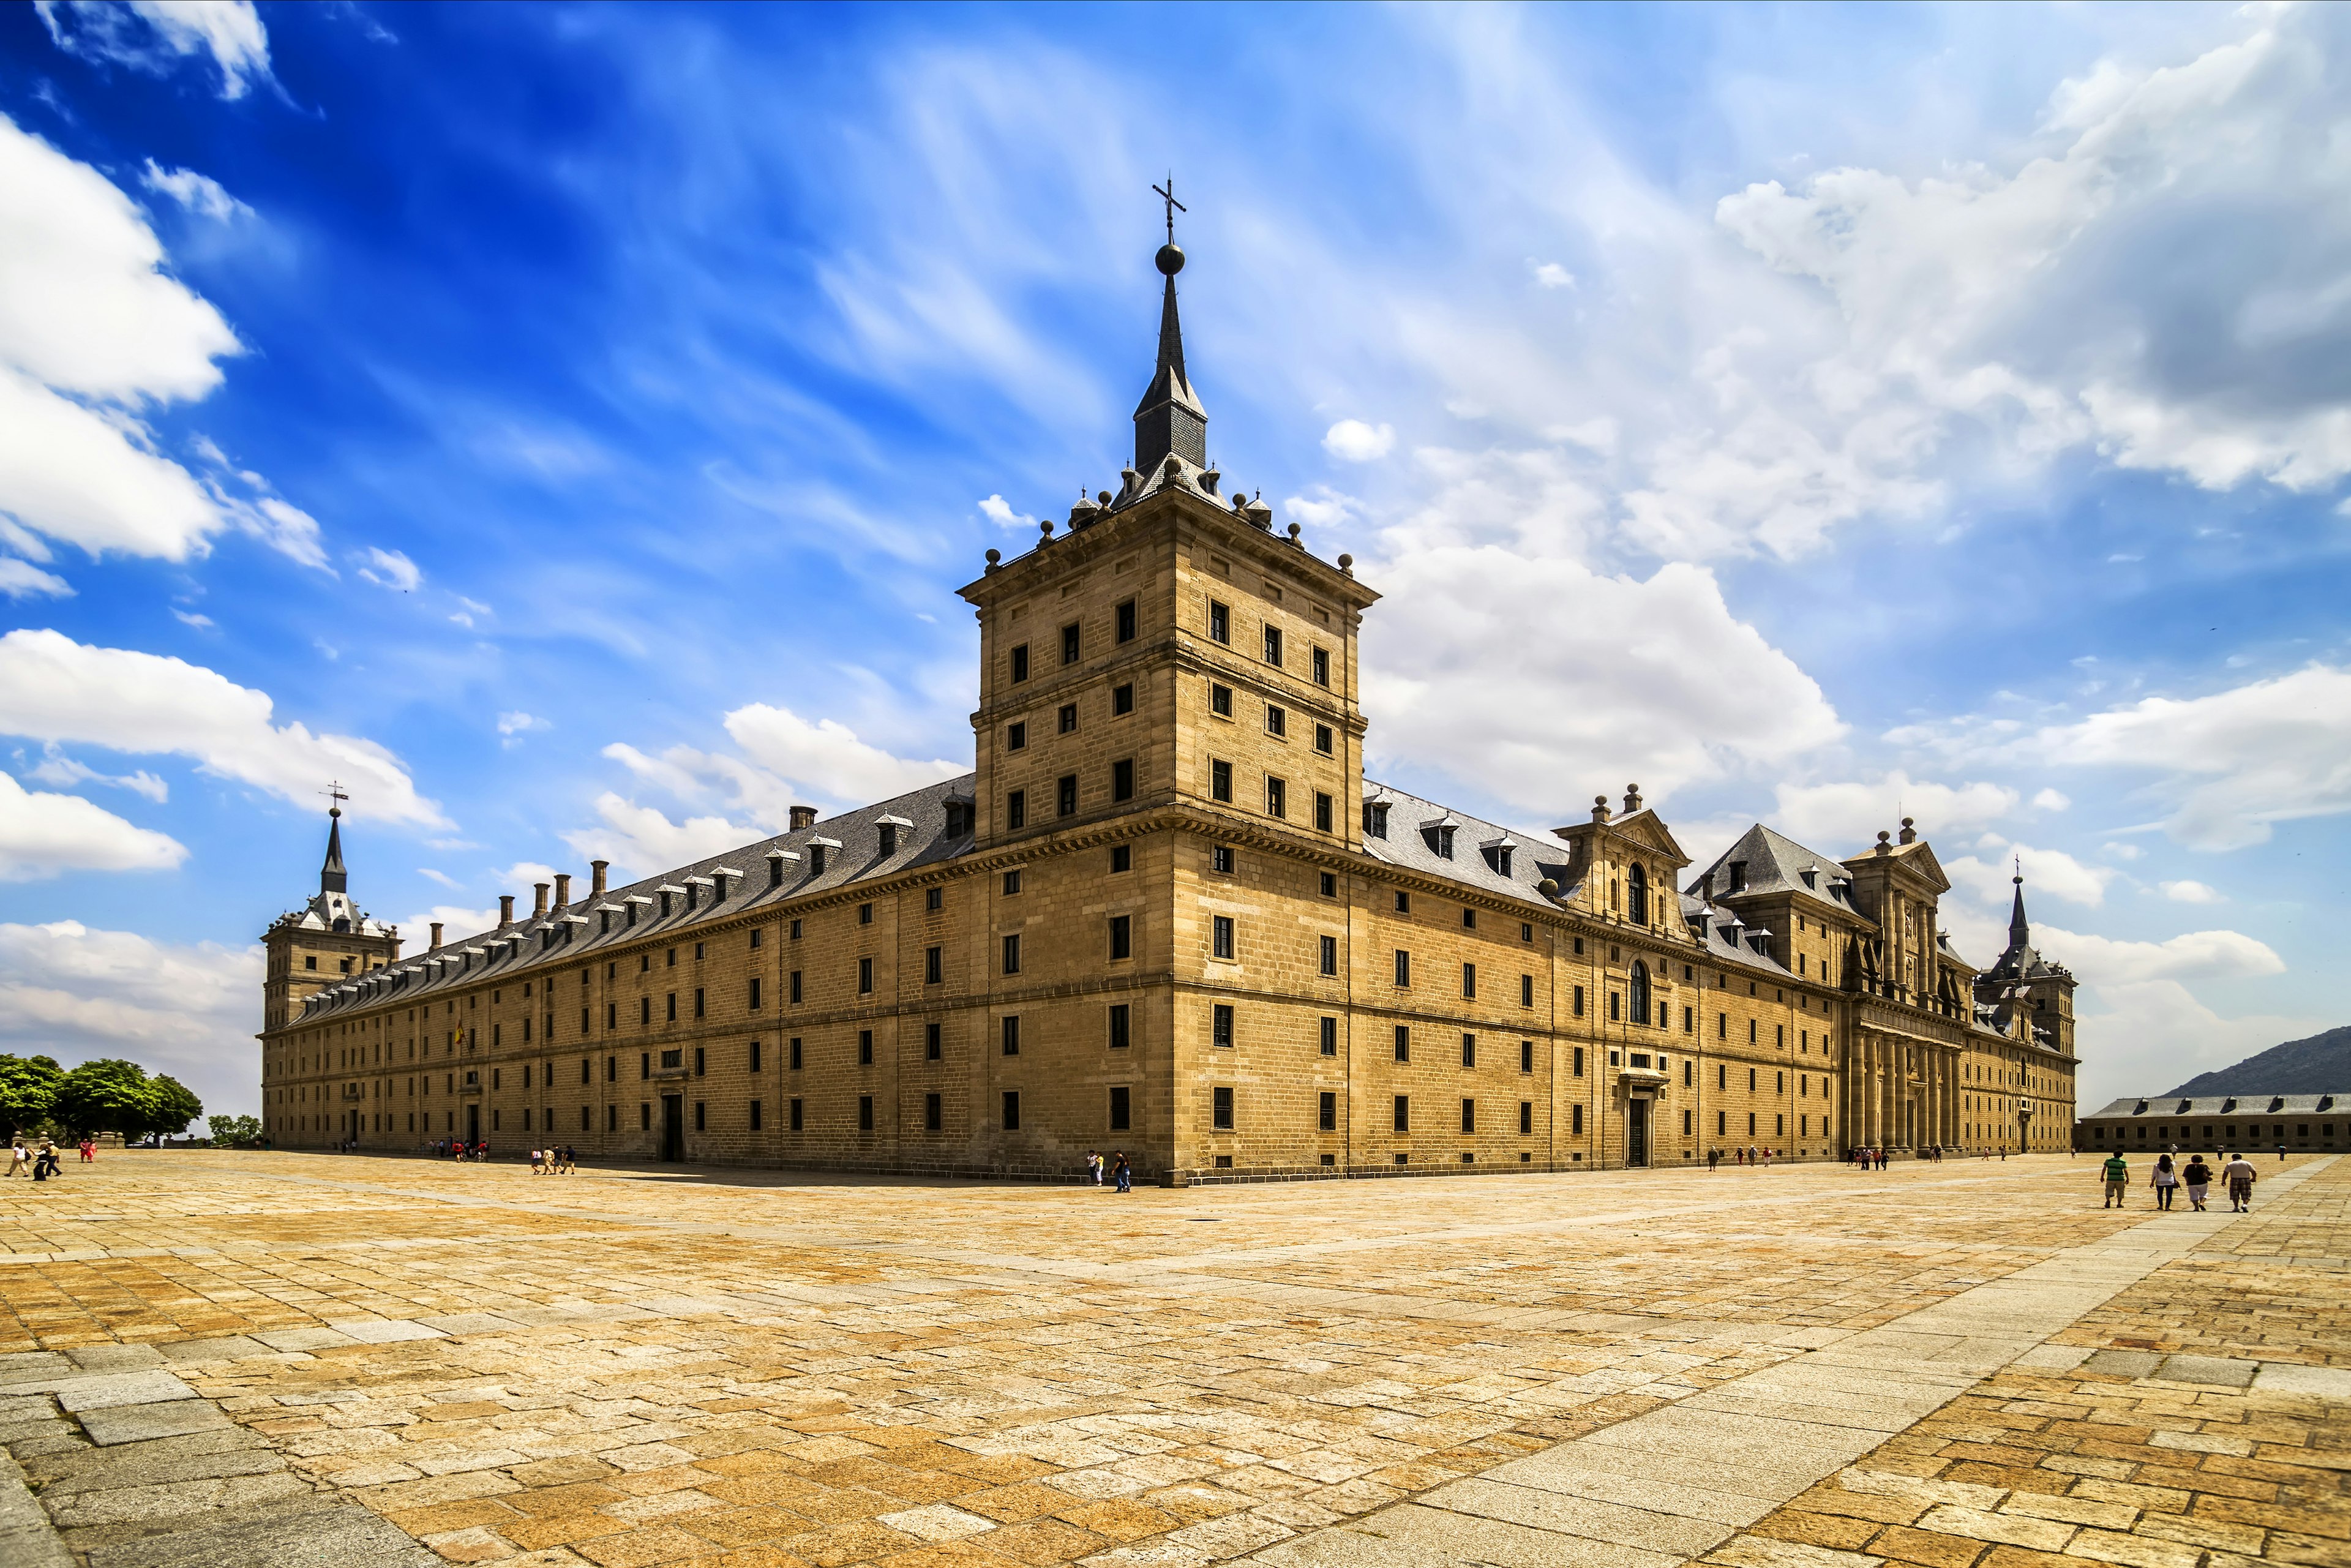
0 1149 2340 1566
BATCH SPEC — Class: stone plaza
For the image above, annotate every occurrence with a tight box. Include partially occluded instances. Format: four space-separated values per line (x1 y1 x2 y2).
0 1150 2344 1567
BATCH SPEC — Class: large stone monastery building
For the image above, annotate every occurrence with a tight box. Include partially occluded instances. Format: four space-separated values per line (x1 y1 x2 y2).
261 234 2080 1179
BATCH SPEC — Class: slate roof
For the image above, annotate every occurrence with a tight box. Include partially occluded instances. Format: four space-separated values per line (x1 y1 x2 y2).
2085 1094 2343 1119
1687 823 1859 913
298 774 977 1022
1356 780 1577 909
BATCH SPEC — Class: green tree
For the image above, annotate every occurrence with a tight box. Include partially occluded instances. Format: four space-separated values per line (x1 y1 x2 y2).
53 1059 160 1139
0 1054 62 1138
148 1075 203 1140
207 1114 262 1147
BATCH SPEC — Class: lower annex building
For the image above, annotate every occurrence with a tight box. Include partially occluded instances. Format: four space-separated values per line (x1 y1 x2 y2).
260 230 2081 1179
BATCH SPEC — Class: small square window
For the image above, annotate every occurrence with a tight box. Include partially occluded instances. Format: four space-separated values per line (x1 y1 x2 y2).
1003 868 1022 895
1319 871 1337 898
1394 890 1410 913
1462 908 1476 929
1314 723 1333 755
1112 682 1134 715
1111 844 1132 872
1265 704 1286 737
1210 683 1233 718
858 902 873 925
1059 703 1078 734
1007 721 1026 751
1213 845 1234 874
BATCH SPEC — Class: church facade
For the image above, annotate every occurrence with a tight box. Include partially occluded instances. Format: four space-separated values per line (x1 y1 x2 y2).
260 236 2079 1179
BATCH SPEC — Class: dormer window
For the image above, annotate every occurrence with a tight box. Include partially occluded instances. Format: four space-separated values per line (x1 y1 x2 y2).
659 890 672 919
1801 867 1818 890
1482 843 1513 877
945 801 968 838
1423 825 1455 860
879 822 897 857
809 845 826 876
1727 861 1747 893
1363 801 1389 838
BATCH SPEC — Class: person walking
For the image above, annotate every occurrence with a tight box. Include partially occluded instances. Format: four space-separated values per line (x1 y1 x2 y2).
1112 1151 1132 1193
2151 1152 2178 1210
1708 1147 1720 1171
5 1139 25 1178
78 1139 93 1163
562 1145 576 1174
2182 1155 2212 1212
2101 1150 2130 1207
2222 1152 2257 1211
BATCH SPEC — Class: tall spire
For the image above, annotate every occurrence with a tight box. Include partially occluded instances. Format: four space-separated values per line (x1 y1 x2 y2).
2008 859 2030 947
320 783 350 895
1134 179 1207 473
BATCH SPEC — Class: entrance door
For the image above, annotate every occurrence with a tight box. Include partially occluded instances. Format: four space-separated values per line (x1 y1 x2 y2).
661 1095 684 1163
1627 1098 1650 1168
465 1103 479 1146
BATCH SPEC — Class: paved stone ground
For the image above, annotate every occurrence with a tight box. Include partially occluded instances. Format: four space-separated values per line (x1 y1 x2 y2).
0 1151 2339 1567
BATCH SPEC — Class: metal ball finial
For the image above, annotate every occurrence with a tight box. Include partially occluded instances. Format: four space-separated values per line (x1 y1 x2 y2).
1155 243 1185 277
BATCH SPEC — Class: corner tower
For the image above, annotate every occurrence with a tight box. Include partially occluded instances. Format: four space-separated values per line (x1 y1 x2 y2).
260 803 400 1034
1974 870 2075 1056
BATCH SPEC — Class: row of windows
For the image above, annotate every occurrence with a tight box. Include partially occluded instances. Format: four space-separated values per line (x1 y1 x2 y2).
1202 759 1335 830
1004 683 1139 751
1202 597 1333 688
1003 759 1138 829
1007 597 1145 687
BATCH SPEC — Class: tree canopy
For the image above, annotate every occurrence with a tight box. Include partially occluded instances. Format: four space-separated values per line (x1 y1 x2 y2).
52 1059 204 1139
0 1054 62 1136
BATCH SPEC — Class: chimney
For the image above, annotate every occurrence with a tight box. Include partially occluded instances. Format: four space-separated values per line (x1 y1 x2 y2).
533 882 550 917
553 872 572 909
429 921 444 951
591 860 608 898
790 805 817 831
498 894 516 926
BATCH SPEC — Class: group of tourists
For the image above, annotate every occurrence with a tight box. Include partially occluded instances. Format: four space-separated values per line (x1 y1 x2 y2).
4 1139 64 1180
431 1139 491 1161
1083 1150 1134 1191
2102 1148 2263 1211
528 1147 577 1174
1706 1146 1779 1169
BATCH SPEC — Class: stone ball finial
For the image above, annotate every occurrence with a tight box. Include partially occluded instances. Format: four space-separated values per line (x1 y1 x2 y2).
1337 552 1353 569
1040 518 1053 536
1097 490 1112 506
1156 242 1185 277
984 548 1000 564
1288 522 1302 542
1537 878 1559 898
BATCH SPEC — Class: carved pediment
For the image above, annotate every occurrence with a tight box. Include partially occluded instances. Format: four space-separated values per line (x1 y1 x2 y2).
1606 809 1690 868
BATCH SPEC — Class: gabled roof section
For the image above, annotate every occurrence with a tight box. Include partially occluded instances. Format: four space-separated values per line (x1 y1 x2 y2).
1604 808 1689 865
1690 823 1856 911
1359 780 1576 908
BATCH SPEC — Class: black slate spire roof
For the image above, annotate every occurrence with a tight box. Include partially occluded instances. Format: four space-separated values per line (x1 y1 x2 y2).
1133 238 1206 473
320 806 348 895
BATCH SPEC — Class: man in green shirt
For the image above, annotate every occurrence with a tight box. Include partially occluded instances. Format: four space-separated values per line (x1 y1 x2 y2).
2101 1153 2130 1207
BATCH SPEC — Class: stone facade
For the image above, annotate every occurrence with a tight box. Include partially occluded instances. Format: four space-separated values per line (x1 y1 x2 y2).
260 237 2079 1176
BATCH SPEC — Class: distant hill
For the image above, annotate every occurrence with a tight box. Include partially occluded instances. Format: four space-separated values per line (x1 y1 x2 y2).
2167 1026 2351 1096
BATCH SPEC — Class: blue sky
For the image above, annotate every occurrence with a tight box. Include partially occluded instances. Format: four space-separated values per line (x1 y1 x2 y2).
2 1 2346 1120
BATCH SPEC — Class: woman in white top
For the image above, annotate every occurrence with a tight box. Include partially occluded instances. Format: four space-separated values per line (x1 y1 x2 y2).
2150 1152 2180 1210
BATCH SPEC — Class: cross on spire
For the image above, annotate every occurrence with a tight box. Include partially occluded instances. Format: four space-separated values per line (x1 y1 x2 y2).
1152 176 1185 247
320 782 350 893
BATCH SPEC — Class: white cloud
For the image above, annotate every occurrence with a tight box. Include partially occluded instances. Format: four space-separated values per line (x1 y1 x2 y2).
416 868 460 890
1531 262 1575 290
36 1 273 100
1947 839 2115 908
139 160 252 223
171 608 213 629
23 746 168 803
2074 979 2319 1108
1323 421 1397 462
560 793 760 881
0 115 322 571
2104 841 2145 860
356 546 421 593
723 702 966 806
398 904 503 945
0 771 184 879
497 711 549 746
0 919 259 1116
1766 772 2019 856
0 629 444 827
2161 879 2225 904
0 557 70 599
1282 486 1358 531
2031 789 2071 812
1363 547 1842 813
449 595 492 629
2036 922 2283 986
978 493 1036 531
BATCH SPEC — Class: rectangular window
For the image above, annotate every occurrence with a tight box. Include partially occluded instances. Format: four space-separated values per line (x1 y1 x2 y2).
1320 1016 1338 1057
1209 682 1232 717
749 1040 762 1073
858 957 874 995
1116 599 1136 642
606 1002 617 1030
924 1092 942 1131
1112 758 1134 801
1007 789 1027 830
1265 703 1286 738
1363 802 1388 838
1212 1003 1235 1048
1002 934 1021 975
859 1095 874 1132
1460 1098 1475 1135
789 970 803 1005
1109 914 1132 960
695 1100 706 1131
1573 1046 1584 1078
749 1099 762 1130
925 1021 940 1060
666 993 677 1022
1109 1086 1130 1131
1393 1095 1410 1133
1112 681 1134 715
1010 643 1029 682
1314 791 1333 833
1002 1015 1021 1056
1210 760 1232 803
1058 774 1078 816
1520 1101 1533 1136
1213 1086 1235 1130
1610 992 1620 1021
1463 962 1477 1000
1520 1040 1534 1073
1207 600 1230 643
1213 845 1234 874
1318 934 1338 976
1394 949 1411 987
694 1046 706 1076
790 1097 804 1131
1263 626 1283 666
1061 623 1081 664
926 885 943 913
1393 1025 1410 1062
1003 868 1022 895
1059 702 1078 735
1109 1003 1131 1049
1311 646 1330 687
1319 1091 1337 1131
1002 1090 1021 1130
1572 1103 1584 1135
925 945 942 985
1267 776 1286 817
858 1030 874 1065
1460 1033 1476 1068
1319 871 1337 898
1212 915 1235 960
1007 720 1027 752
749 977 763 1011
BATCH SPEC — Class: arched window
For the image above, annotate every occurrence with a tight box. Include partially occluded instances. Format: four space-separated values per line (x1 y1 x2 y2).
1627 863 1648 925
1629 959 1650 1027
